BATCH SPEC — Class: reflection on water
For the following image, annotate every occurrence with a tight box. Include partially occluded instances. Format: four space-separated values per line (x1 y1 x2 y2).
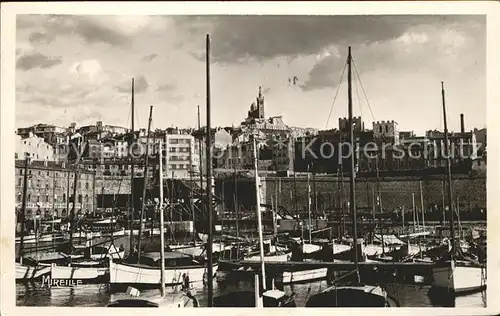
17 283 111 307
17 280 486 308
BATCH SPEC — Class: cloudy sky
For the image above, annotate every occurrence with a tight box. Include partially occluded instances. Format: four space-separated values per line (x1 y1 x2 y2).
15 14 485 134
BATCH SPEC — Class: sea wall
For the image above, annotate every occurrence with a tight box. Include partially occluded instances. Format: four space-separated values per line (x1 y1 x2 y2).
215 175 486 215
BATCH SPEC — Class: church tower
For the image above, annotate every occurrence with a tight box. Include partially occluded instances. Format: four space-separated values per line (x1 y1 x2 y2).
256 86 265 119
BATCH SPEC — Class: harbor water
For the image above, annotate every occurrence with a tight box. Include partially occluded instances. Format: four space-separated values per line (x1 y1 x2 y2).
16 236 487 308
16 280 487 307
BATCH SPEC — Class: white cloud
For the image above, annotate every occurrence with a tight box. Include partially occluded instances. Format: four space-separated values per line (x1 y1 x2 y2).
69 59 105 83
397 31 429 45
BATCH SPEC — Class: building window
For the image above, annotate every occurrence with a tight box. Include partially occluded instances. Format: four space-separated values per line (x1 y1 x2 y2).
20 169 23 175
78 194 82 203
45 194 49 202
37 195 40 203
18 178 22 186
47 171 50 176
63 193 66 202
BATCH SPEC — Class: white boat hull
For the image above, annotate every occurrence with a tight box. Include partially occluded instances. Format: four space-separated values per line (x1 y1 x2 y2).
332 243 351 254
109 260 217 286
432 261 486 294
51 264 108 280
108 290 197 308
245 253 290 262
16 263 51 281
170 246 205 258
16 234 61 244
100 229 127 237
302 243 322 254
282 268 328 284
93 218 117 225
364 244 384 256
124 229 140 236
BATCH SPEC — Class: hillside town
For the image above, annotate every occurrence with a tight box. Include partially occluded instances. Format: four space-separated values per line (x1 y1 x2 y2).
15 86 487 220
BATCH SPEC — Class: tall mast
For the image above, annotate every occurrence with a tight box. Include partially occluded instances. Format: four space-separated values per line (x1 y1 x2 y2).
137 105 154 262
307 166 312 244
347 46 360 280
205 34 214 307
376 155 384 253
293 172 298 214
52 170 56 249
129 78 135 253
371 185 376 241
197 105 203 202
419 181 426 241
159 139 166 296
312 162 317 218
441 82 455 253
340 160 345 237
274 179 278 239
92 171 96 217
69 167 79 249
18 155 30 260
189 141 196 244
253 137 266 290
233 160 239 241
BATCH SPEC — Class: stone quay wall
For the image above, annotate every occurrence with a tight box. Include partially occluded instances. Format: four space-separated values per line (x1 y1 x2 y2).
216 175 486 216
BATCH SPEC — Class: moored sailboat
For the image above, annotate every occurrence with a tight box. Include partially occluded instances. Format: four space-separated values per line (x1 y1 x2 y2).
305 47 395 307
109 251 214 288
15 262 51 282
430 82 486 295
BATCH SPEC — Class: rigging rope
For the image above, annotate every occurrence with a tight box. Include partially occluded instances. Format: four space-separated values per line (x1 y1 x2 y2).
325 62 347 129
353 67 364 119
352 59 376 123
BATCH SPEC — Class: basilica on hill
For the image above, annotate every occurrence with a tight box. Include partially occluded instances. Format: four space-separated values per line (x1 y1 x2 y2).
213 86 317 173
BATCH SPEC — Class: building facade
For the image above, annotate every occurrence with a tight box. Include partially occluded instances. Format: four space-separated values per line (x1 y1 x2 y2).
15 133 55 161
17 124 67 147
162 133 200 179
15 160 95 218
